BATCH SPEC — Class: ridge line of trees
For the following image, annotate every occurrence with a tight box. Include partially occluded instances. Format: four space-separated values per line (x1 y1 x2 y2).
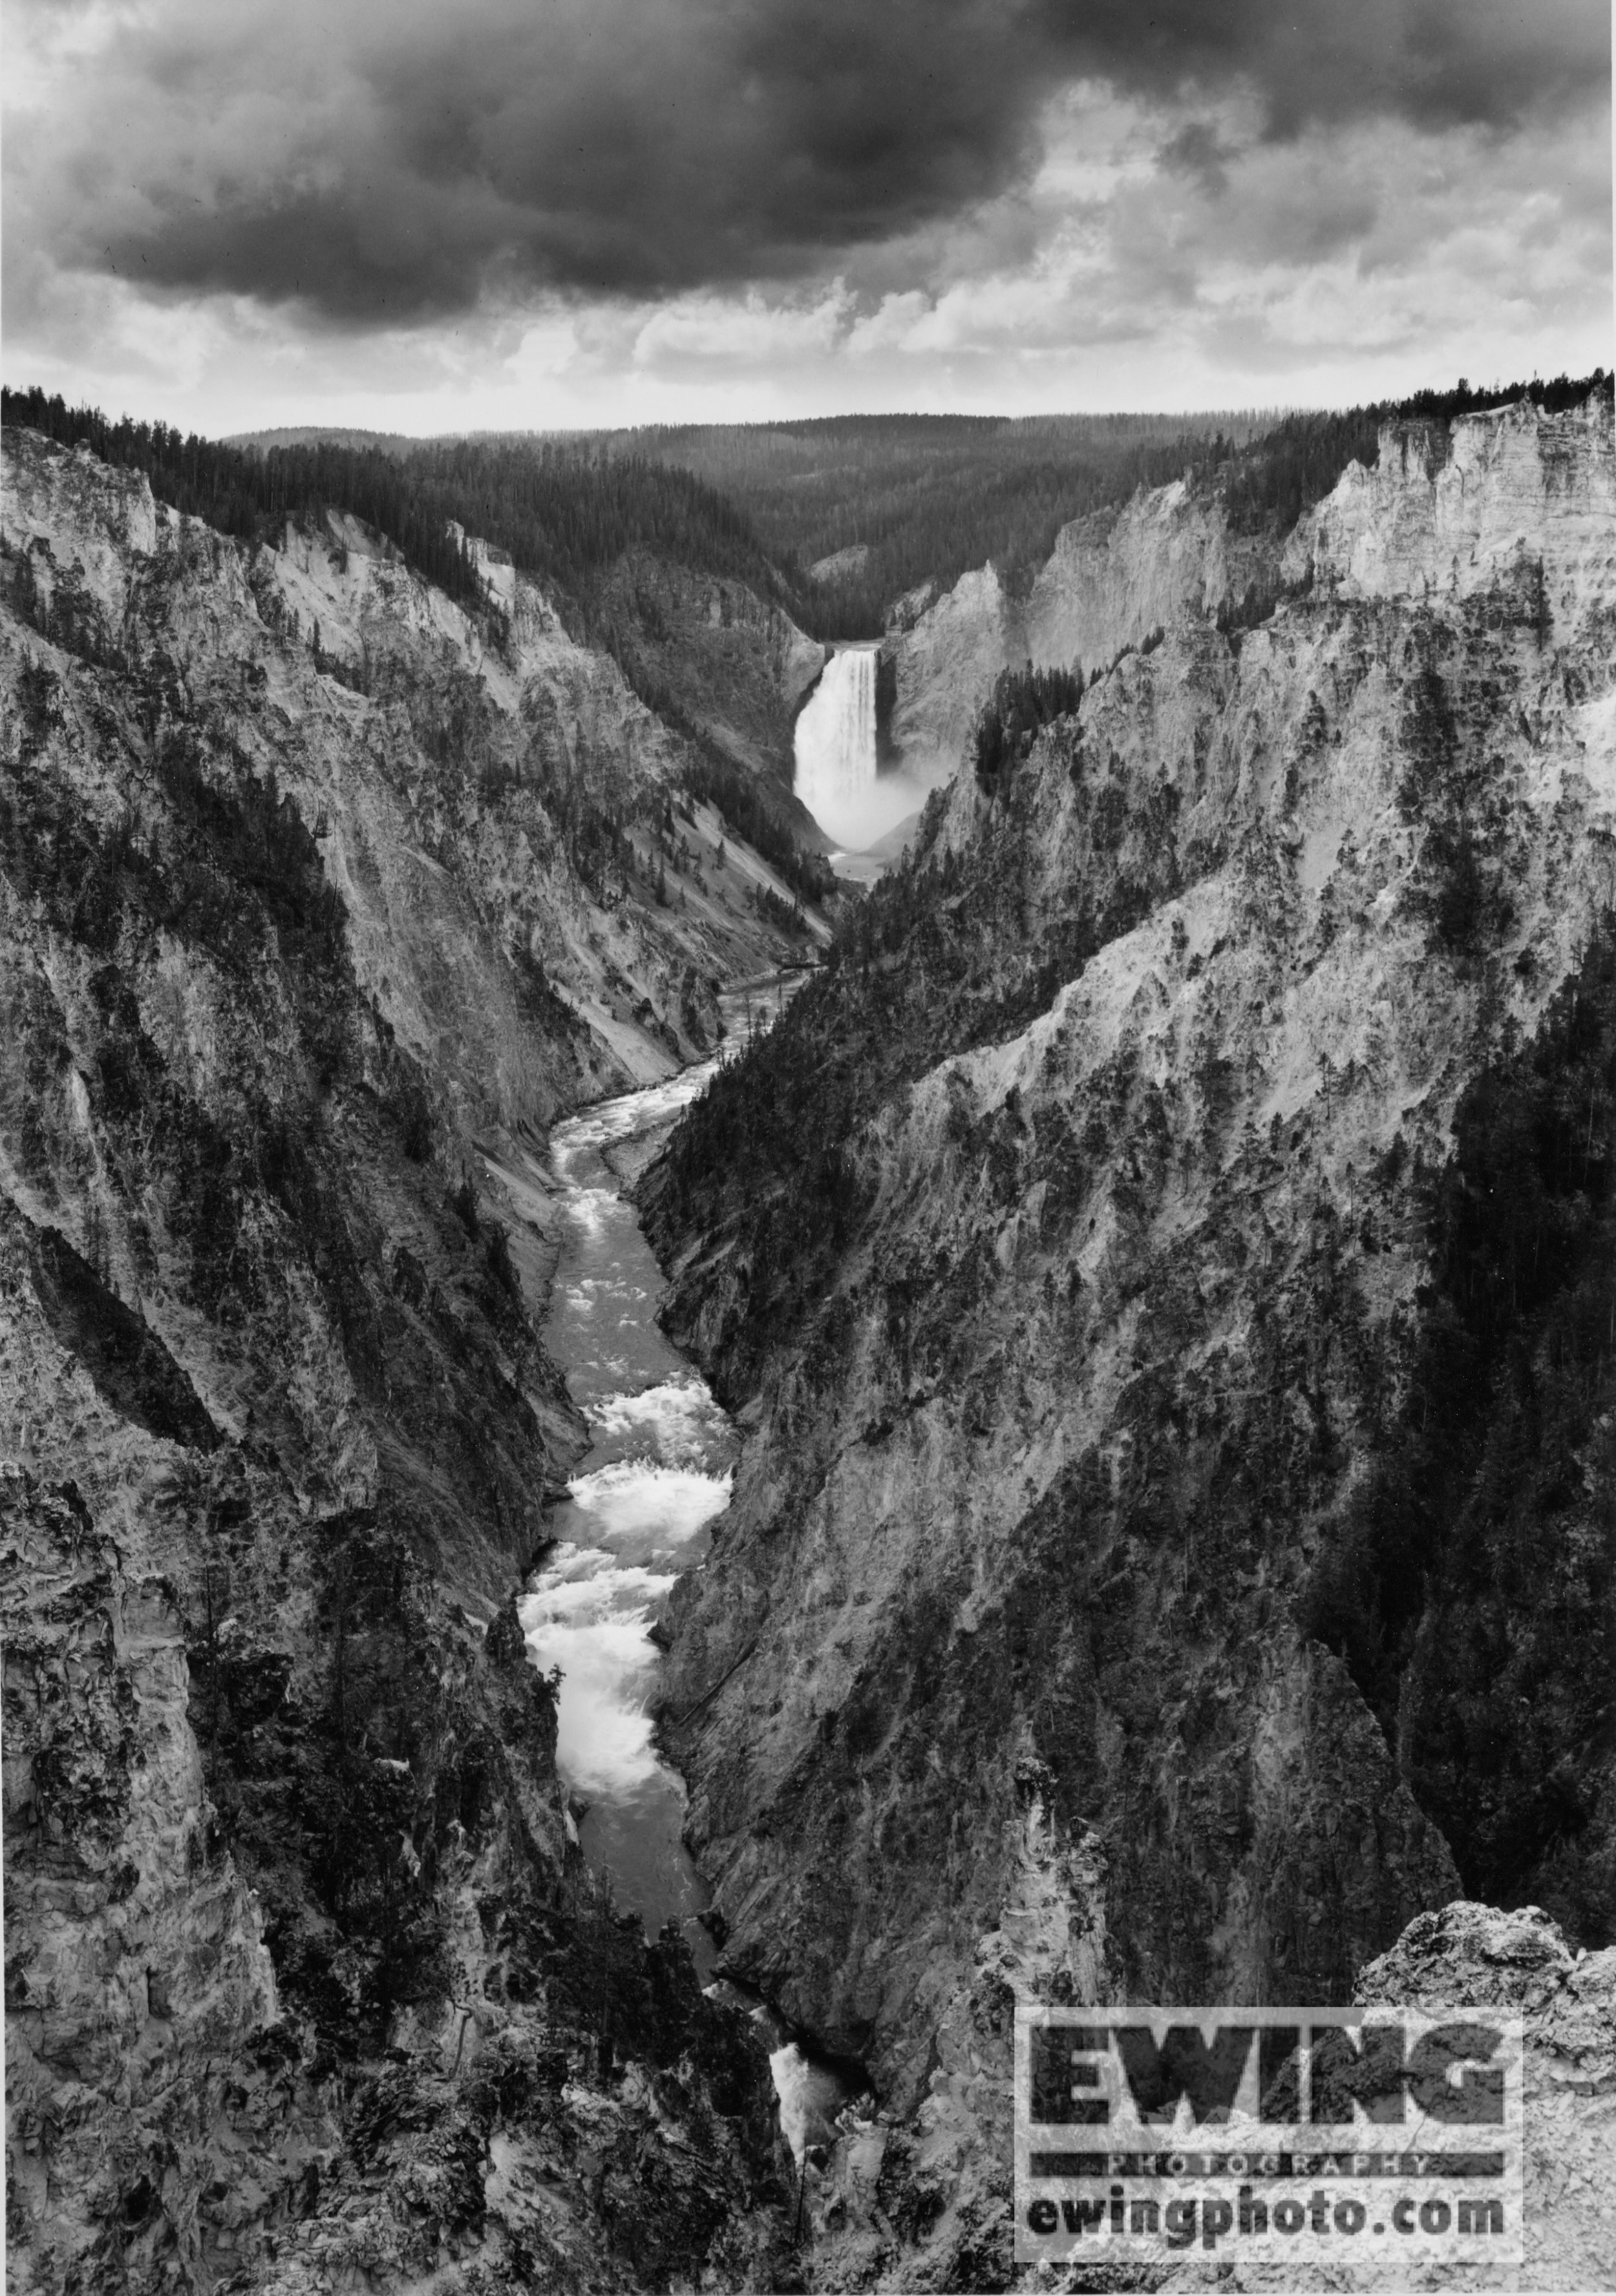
0 386 809 642
1213 368 1612 536
973 664 1087 794
625 372 1615 628
1 384 489 611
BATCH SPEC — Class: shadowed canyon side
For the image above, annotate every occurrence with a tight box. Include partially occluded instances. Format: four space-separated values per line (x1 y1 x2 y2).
0 428 817 2291
639 392 1616 2275
591 547 828 800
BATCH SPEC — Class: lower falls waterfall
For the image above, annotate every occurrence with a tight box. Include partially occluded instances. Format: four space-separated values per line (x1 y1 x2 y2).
794 644 917 853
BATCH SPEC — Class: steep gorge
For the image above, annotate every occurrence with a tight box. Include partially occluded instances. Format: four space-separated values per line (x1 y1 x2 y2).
641 393 1616 2279
0 428 818 2291
8 390 1616 2294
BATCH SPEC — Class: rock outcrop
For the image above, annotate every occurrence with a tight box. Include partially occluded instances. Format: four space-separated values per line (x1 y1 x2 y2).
792 1898 1616 2291
882 458 1292 775
1 430 802 2291
1354 1901 1616 2292
641 390 1616 2282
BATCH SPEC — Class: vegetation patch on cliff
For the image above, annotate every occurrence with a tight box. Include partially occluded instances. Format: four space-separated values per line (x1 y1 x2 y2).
1309 916 1616 1943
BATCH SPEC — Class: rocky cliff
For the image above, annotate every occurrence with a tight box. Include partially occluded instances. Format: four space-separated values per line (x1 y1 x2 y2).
882 459 1292 776
1352 1902 1616 2293
4 428 828 1129
591 547 827 805
642 390 1616 2282
1 430 803 2291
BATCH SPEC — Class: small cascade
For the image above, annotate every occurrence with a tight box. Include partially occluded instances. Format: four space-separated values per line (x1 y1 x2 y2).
795 646 911 851
705 1979 863 2167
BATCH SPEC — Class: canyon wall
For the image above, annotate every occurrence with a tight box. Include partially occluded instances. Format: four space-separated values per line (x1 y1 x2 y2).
1 430 801 2291
591 547 828 803
643 392 1616 2282
883 464 1290 775
3 431 825 1133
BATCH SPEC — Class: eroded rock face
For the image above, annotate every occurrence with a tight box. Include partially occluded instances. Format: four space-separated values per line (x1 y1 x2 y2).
883 563 1021 776
3 428 820 1132
883 466 1285 776
794 1899 1616 2292
1356 1902 1616 2293
591 546 828 796
641 393 1616 2282
1 432 800 2290
4 1466 286 2290
1312 409 1616 608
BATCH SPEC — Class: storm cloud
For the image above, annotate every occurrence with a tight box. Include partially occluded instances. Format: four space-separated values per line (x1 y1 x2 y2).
8 0 1609 326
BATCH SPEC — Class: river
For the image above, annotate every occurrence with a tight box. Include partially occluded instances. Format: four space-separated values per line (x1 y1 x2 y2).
515 973 852 2156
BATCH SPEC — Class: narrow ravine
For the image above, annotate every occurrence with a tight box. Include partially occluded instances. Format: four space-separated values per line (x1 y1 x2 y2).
520 1045 743 1979
512 971 855 2159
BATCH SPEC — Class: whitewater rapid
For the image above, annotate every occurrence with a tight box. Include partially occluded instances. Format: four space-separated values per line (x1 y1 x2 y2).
518 983 792 1975
516 971 860 2160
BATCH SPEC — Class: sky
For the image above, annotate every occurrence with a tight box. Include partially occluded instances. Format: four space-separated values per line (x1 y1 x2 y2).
3 0 1612 436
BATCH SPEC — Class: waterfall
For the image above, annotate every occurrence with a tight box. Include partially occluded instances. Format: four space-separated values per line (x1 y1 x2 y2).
795 642 943 856
793 646 882 849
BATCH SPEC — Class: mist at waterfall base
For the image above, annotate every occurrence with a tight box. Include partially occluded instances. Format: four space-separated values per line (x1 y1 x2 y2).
794 644 941 856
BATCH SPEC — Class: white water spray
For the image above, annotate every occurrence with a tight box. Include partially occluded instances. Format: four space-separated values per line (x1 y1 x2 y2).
794 646 920 853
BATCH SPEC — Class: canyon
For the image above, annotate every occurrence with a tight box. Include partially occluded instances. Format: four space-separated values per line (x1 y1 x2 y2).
5 386 1616 2294
0 425 824 2291
641 391 1616 2282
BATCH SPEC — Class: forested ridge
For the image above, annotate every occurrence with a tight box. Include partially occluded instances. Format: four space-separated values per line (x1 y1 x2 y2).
616 412 1263 637
402 437 800 625
972 664 1089 794
1 387 830 878
14 373 1606 659
1 386 491 613
623 374 1615 632
0 386 803 637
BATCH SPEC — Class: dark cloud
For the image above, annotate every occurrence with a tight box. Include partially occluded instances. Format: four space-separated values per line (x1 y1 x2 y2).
1041 0 1608 138
1159 122 1234 196
12 0 1610 325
